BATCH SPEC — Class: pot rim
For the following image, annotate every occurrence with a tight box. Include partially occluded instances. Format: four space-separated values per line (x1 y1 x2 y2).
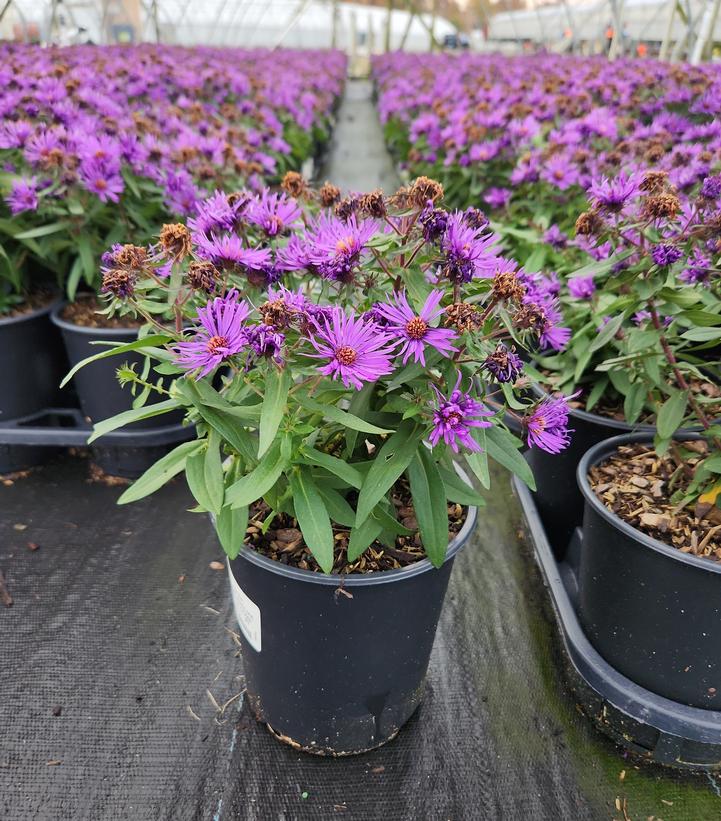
0 294 64 327
577 431 721 575
232 464 479 587
50 300 143 338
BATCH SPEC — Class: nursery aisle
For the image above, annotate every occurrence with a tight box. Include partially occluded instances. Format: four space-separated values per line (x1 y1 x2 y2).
2 84 720 821
319 79 399 192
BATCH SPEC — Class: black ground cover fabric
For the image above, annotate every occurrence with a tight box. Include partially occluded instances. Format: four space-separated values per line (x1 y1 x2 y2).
1 456 719 821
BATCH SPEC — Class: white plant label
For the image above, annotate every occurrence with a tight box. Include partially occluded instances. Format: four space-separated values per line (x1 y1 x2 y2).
228 561 262 652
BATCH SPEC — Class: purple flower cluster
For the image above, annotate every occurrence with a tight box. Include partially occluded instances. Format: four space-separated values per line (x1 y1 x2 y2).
429 375 493 453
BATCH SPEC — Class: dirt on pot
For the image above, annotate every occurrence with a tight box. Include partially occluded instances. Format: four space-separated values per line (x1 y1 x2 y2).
3 289 57 319
588 441 721 562
245 481 467 574
61 296 144 329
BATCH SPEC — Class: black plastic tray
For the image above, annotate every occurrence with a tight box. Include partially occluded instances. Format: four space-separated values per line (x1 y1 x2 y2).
0 407 193 478
513 475 721 770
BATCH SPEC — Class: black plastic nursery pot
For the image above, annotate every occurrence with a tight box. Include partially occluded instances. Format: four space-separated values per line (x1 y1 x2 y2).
227 501 478 756
50 303 179 428
527 396 657 558
576 432 721 711
0 296 70 422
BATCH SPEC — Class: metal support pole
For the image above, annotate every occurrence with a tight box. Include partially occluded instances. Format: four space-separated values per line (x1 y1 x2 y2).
385 0 393 52
659 0 677 59
691 0 721 62
608 0 625 59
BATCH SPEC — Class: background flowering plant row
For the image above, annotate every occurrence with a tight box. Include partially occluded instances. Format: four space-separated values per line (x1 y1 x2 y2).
0 44 345 312
374 54 721 455
68 177 574 573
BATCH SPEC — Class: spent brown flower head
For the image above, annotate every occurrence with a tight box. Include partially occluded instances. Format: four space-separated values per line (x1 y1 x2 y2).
187 261 218 293
335 196 360 221
492 271 526 303
159 223 193 260
575 209 604 236
358 189 387 219
512 303 546 332
444 302 482 333
259 298 295 328
113 244 148 269
639 170 669 194
319 181 341 207
281 171 308 199
409 176 444 208
101 268 136 299
641 193 681 222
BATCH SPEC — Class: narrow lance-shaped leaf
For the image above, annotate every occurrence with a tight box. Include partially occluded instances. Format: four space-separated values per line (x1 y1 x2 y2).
216 504 248 560
355 425 423 525
289 468 334 573
258 368 290 458
407 446 449 568
225 442 288 509
60 334 171 388
88 398 181 443
297 392 392 434
656 390 689 439
118 440 202 505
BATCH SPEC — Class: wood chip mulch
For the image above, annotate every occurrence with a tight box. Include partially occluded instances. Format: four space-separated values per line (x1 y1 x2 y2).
61 296 144 329
588 442 721 562
245 481 467 575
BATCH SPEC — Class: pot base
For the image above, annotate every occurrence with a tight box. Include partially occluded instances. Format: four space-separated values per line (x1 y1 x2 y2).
513 474 721 770
266 720 401 757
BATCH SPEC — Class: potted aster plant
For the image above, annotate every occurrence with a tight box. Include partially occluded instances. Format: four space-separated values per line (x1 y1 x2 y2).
521 170 721 551
68 178 573 755
536 171 721 710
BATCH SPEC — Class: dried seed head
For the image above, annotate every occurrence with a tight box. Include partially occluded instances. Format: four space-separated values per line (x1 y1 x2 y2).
639 170 669 194
513 303 546 331
159 223 193 260
358 189 387 219
389 185 412 209
281 171 307 199
492 271 526 303
319 181 341 207
444 302 482 333
641 193 681 221
187 260 218 293
101 268 136 299
259 298 294 328
409 176 444 207
575 209 603 236
334 196 360 221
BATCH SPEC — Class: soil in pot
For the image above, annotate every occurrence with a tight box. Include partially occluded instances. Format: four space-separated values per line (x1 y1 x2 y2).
588 440 721 562
246 480 467 574
60 296 144 329
228 476 477 755
0 290 71 422
577 433 721 709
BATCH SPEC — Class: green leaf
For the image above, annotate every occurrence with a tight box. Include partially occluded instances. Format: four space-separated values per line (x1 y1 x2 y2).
191 403 256 460
15 221 70 240
225 443 288 509
60 334 171 388
681 327 721 342
296 393 392 434
77 234 96 285
588 314 624 353
355 425 422 525
585 377 608 412
289 468 334 573
438 466 486 507
656 390 688 439
185 430 224 515
484 425 536 491
347 515 383 562
258 368 290 458
88 398 181 443
118 440 201 505
623 382 646 425
299 447 363 488
464 427 490 489
66 256 83 302
317 486 356 527
407 447 449 567
216 505 248 559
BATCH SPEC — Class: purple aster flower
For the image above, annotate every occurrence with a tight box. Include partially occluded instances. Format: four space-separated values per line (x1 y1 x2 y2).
544 225 567 250
246 191 301 236
79 159 124 203
680 248 712 284
304 214 378 283
374 290 457 365
175 290 250 379
419 200 448 243
540 154 579 191
195 233 272 274
651 244 683 267
482 344 524 383
588 172 639 213
243 324 285 365
525 393 577 454
6 177 38 214
188 190 250 237
701 175 721 199
485 187 511 209
428 374 493 453
633 310 652 325
441 212 501 282
567 276 596 299
306 307 396 390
